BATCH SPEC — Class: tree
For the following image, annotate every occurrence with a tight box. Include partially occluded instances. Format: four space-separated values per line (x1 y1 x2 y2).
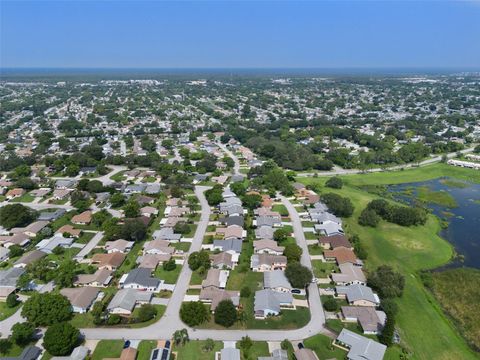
43 322 79 356
120 219 147 241
326 176 343 189
358 208 380 227
285 262 312 288
238 336 253 356
240 286 251 298
163 259 177 271
0 339 12 355
321 193 354 217
11 322 35 346
173 328 189 346
368 265 405 298
214 299 237 327
379 313 396 347
283 243 302 262
188 250 211 271
110 193 126 208
55 260 77 288
281 339 291 351
202 338 215 352
0 204 36 229
323 297 339 312
273 228 289 243
174 222 191 235
205 186 223 206
6 293 19 308
180 302 210 326
136 304 157 322
21 293 72 326
8 244 23 258
123 200 140 218
241 193 262 210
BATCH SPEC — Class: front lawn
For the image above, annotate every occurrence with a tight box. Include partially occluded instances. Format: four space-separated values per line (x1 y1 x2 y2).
312 260 337 278
137 341 157 360
175 340 223 360
0 301 21 321
303 334 347 359
155 264 182 284
91 340 124 360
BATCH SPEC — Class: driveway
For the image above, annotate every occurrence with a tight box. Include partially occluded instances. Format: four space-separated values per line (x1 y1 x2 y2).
74 231 104 260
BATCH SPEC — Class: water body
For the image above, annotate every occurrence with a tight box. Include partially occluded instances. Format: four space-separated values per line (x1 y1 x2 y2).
388 178 480 269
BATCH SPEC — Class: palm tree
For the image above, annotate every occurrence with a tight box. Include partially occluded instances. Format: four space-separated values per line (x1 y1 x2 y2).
173 328 189 346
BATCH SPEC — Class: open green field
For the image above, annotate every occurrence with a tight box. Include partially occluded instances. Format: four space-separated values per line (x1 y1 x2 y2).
429 268 480 351
175 340 223 360
298 165 480 360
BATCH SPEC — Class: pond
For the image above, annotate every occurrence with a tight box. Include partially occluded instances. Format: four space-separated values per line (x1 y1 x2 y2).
388 178 480 269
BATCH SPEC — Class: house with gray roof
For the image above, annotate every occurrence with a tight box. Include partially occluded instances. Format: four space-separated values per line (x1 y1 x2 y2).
255 226 274 240
254 289 294 319
14 250 47 268
311 212 342 225
51 346 89 360
119 268 160 292
152 228 182 242
35 234 74 254
220 348 240 360
335 328 386 360
107 288 153 315
145 183 161 194
55 179 76 189
314 222 344 237
125 183 147 194
213 239 243 254
341 306 386 335
336 284 380 307
38 209 66 221
0 267 25 287
264 270 292 293
258 349 289 360
225 204 245 216
220 215 244 227
2 346 42 360
331 263 366 285
255 216 282 228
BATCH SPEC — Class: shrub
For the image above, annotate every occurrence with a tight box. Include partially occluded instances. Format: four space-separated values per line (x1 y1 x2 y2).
358 208 380 227
11 322 35 346
323 297 339 312
240 286 251 298
180 302 210 327
368 265 405 298
43 323 79 356
321 193 354 217
136 304 157 322
214 299 237 327
326 176 343 189
285 262 312 288
163 259 177 271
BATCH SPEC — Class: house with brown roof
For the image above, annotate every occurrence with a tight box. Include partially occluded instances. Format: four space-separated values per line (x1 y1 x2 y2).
91 252 126 270
74 268 113 287
137 253 171 270
324 248 360 265
52 188 72 200
13 250 47 268
250 254 287 272
0 233 31 248
71 211 92 225
60 287 100 313
216 225 245 240
202 269 229 289
56 225 82 238
12 221 49 238
210 251 236 269
253 240 285 256
105 239 134 254
6 188 25 200
319 234 352 250
199 288 240 311
341 306 386 335
140 206 158 218
143 240 174 255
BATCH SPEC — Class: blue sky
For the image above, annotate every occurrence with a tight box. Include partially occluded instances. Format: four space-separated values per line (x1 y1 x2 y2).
1 1 479 69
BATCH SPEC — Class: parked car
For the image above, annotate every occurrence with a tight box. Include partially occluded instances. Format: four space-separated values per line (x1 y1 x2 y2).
123 340 130 349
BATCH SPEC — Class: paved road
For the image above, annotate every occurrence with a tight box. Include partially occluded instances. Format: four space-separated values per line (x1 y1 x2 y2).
217 142 241 176
74 231 104 261
80 187 330 341
296 146 476 177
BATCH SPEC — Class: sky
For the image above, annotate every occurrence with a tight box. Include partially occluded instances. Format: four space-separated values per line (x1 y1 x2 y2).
1 0 480 69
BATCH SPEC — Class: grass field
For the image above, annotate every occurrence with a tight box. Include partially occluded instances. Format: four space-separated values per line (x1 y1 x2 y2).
303 334 347 359
137 340 157 360
237 341 270 359
155 264 182 284
175 340 223 360
298 165 480 360
429 268 480 351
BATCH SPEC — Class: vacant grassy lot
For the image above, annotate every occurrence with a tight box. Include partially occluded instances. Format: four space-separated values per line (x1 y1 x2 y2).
237 341 270 360
429 268 480 351
155 264 182 284
175 340 223 360
0 301 21 321
298 167 479 360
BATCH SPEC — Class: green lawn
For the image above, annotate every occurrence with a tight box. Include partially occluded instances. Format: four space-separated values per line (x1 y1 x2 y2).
137 341 157 360
11 193 35 203
303 334 347 359
0 301 21 321
91 340 124 360
272 204 289 216
311 260 337 278
109 170 126 182
171 241 191 252
175 340 223 360
155 265 182 284
307 244 323 255
237 341 270 360
76 231 95 244
298 167 480 360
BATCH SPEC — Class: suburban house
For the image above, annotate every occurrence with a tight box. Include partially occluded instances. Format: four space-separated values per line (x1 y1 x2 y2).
56 225 82 238
319 234 352 250
199 287 240 312
91 252 126 271
14 250 47 268
258 349 289 360
341 306 387 335
52 189 72 201
254 289 294 319
324 247 361 266
253 240 285 255
202 269 229 289
12 221 49 237
74 268 113 287
251 254 287 272
216 225 246 240
255 226 274 240
105 239 134 254
314 222 344 237
0 267 25 301
143 240 174 255
60 287 100 313
38 209 66 221
263 270 292 293
137 253 172 270
119 268 160 292
212 239 243 254
336 284 380 307
35 234 74 254
71 211 92 225
107 288 153 316
219 215 244 227
141 206 158 218
219 348 240 360
210 251 237 269
255 216 282 228
1 233 31 248
331 263 366 285
152 228 181 242
55 179 76 189
6 188 25 200
335 328 386 360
